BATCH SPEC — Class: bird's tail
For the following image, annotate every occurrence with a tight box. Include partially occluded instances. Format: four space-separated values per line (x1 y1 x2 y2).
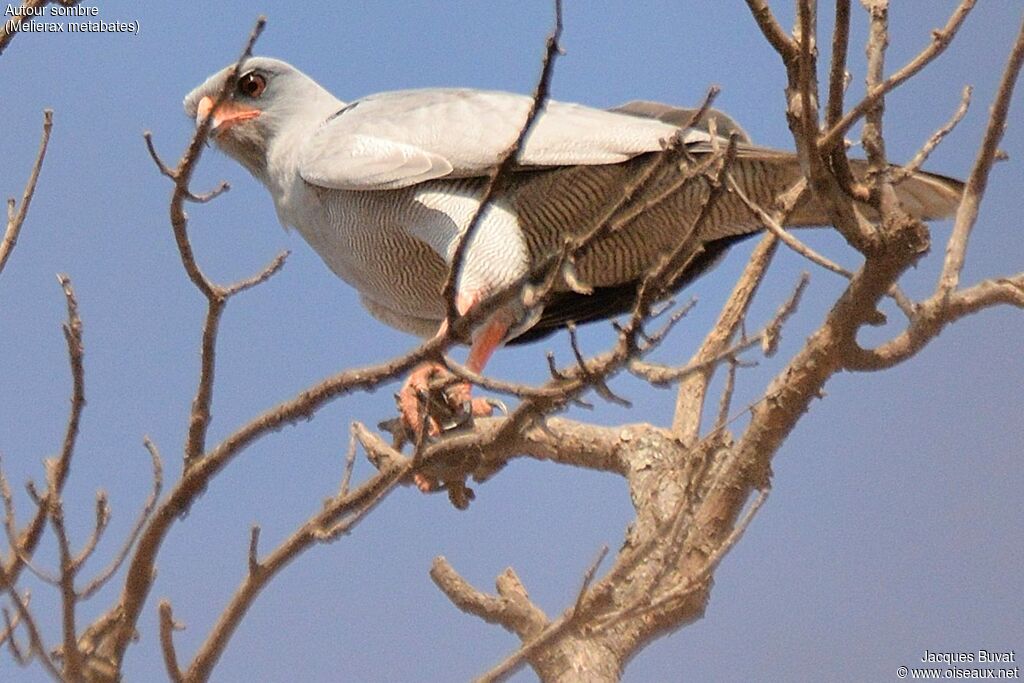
885 168 964 220
782 158 963 225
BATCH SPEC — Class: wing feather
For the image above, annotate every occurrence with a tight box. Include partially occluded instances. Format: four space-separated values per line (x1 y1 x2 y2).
300 134 453 190
298 89 712 191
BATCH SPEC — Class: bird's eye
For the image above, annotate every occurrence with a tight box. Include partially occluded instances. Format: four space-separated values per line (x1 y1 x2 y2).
237 72 266 98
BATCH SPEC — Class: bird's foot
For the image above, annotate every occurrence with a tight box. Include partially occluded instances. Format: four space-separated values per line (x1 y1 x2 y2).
393 363 506 502
395 362 504 442
397 361 448 439
443 382 497 420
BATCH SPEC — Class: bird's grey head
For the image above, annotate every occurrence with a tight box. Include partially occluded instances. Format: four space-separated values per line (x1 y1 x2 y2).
184 57 341 178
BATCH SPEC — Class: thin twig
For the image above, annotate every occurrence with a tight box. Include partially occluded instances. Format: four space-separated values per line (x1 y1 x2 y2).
672 235 779 440
826 0 852 128
474 547 615 683
861 0 897 221
0 0 84 54
2 587 60 680
338 427 359 497
158 600 184 683
714 357 740 432
182 457 412 681
247 526 261 576
48 478 83 680
1 109 52 277
223 250 289 296
819 0 978 151
0 466 59 585
572 545 609 613
892 85 971 183
0 275 84 592
938 12 1024 296
0 603 22 649
594 489 770 630
826 0 870 200
71 492 110 573
77 437 163 600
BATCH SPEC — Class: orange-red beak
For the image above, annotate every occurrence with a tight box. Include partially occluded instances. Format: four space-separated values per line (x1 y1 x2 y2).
196 95 261 137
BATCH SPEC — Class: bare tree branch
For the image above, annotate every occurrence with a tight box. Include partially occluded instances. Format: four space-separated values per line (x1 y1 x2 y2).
842 12 1024 371
45 466 83 680
893 85 972 183
4 5 1015 682
158 600 184 683
939 12 1024 296
826 0 852 128
1 275 83 595
819 0 978 151
183 454 411 681
1 587 59 680
430 558 548 640
71 492 110 573
77 437 163 601
471 547 615 683
0 1 85 54
744 0 798 59
1 109 52 277
672 235 778 440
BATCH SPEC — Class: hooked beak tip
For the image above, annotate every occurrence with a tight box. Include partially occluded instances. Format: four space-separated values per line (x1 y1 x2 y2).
195 96 220 137
195 95 260 139
196 95 215 121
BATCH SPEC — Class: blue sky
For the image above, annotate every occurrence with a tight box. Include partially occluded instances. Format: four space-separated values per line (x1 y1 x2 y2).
1 2 1021 681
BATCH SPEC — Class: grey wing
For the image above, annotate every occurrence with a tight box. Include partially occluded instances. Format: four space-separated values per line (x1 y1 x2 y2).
609 100 752 143
297 89 715 191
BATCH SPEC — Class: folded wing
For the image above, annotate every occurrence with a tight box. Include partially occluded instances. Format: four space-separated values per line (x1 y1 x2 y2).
297 89 717 191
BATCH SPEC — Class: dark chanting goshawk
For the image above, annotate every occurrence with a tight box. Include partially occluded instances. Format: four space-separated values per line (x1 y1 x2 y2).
185 57 962 435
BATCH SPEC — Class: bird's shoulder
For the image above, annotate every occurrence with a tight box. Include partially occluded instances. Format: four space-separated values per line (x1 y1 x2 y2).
296 88 728 192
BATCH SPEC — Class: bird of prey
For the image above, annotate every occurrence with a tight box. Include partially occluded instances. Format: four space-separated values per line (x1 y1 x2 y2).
184 57 962 435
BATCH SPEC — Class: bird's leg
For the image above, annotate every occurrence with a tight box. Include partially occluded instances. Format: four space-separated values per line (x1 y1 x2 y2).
398 293 511 493
447 312 509 418
398 293 509 436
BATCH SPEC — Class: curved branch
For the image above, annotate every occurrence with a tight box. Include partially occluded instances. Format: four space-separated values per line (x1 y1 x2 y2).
744 0 798 60
183 456 410 681
673 235 778 440
430 558 548 639
844 274 1024 371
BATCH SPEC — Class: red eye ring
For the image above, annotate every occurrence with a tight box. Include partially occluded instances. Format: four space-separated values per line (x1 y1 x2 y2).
237 72 266 98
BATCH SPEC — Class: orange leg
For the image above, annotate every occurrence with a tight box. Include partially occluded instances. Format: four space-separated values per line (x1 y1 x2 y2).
398 293 509 433
398 293 511 492
445 314 509 417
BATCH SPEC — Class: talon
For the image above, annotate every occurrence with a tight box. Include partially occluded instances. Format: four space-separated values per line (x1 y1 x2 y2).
484 398 509 416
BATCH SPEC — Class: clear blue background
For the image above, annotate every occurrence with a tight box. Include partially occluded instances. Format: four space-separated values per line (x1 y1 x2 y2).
1 2 1020 681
